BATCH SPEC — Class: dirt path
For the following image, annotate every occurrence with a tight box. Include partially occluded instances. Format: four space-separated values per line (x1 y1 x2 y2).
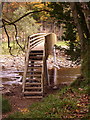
2 84 66 118
2 84 41 118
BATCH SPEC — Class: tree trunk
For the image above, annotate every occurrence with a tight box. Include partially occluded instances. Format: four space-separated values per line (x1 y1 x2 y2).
70 2 90 82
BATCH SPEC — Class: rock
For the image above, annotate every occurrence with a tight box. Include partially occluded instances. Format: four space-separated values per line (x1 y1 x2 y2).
53 86 58 90
0 84 4 91
2 65 6 70
2 88 15 96
5 90 15 96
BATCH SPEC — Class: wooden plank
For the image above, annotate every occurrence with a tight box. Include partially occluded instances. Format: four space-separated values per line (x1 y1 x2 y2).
27 70 42 75
28 66 42 69
25 82 41 85
29 33 46 39
22 41 31 92
24 91 43 94
29 60 42 62
30 50 43 53
29 53 43 55
26 73 41 76
27 71 42 73
26 79 41 82
28 63 42 65
25 87 42 89
29 56 43 59
30 41 43 50
23 96 43 99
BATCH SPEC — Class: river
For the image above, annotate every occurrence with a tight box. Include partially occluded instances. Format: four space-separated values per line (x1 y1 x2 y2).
1 66 80 87
48 66 81 87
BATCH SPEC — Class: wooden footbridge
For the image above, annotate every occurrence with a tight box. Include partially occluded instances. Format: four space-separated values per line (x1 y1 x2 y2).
22 33 57 98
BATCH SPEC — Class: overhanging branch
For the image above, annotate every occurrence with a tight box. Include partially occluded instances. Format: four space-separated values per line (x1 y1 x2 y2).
2 9 50 55
1 9 50 28
2 19 24 55
13 23 25 52
2 19 14 56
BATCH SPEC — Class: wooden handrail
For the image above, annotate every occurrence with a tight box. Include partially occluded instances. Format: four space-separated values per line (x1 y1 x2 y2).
22 33 47 93
29 33 47 51
29 33 46 38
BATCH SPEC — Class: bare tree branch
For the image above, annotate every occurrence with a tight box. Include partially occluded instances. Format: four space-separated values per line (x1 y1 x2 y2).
2 19 25 52
2 19 15 56
13 23 25 52
2 9 50 55
1 9 50 28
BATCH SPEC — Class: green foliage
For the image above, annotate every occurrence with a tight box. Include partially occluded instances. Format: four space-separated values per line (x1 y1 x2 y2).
2 41 24 55
48 2 81 63
13 6 40 36
2 6 40 55
3 6 40 37
2 97 11 113
56 41 67 47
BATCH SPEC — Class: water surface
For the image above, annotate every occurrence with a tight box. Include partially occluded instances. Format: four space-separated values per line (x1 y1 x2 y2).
48 66 80 86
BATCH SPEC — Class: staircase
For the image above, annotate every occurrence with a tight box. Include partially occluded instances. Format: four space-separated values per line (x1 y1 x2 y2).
22 33 57 98
24 50 44 98
22 33 46 98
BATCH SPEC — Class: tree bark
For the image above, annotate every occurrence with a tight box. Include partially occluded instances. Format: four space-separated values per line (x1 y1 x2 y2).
70 2 90 82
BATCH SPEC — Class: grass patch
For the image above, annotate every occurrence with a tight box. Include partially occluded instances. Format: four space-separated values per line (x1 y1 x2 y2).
7 76 89 119
9 96 77 118
2 97 12 113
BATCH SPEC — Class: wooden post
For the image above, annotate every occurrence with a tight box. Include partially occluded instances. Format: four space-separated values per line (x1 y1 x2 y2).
22 37 31 93
45 33 57 58
44 33 57 86
53 46 57 89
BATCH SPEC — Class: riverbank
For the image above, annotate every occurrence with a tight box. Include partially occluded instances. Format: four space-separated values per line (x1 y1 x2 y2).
1 48 81 119
4 82 89 119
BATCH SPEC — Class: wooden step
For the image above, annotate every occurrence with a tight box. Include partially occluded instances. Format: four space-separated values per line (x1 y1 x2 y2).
24 96 43 99
29 58 43 60
28 65 42 68
26 78 41 80
28 66 42 70
29 52 43 55
29 54 43 56
26 72 42 75
25 82 41 85
27 71 42 73
29 60 43 64
28 66 42 69
29 56 43 58
30 50 43 53
26 78 41 81
23 49 44 98
26 79 41 82
25 87 42 89
26 74 41 77
24 91 43 94
29 59 42 62
28 63 42 65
